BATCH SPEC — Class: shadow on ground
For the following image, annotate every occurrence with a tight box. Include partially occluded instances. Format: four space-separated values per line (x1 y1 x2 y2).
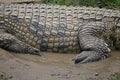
0 48 120 80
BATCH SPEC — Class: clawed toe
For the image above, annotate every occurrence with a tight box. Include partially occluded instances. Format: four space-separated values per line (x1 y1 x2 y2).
73 51 110 64
30 49 43 56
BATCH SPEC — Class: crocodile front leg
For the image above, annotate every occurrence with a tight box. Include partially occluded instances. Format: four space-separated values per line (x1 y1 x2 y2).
0 31 42 56
73 22 111 64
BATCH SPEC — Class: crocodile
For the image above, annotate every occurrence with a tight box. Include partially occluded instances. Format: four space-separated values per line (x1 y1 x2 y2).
0 3 120 64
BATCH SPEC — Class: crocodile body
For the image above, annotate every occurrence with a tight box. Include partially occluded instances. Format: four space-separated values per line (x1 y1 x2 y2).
0 3 120 64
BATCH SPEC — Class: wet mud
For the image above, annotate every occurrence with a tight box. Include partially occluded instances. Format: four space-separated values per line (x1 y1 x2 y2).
0 48 120 80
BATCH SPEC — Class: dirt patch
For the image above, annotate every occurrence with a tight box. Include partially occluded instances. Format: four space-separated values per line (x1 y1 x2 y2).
0 48 120 80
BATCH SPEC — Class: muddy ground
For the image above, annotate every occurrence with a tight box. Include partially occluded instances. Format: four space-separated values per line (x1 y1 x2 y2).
0 48 120 80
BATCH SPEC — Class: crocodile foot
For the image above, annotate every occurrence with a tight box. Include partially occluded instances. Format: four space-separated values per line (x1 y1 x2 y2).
0 32 43 56
72 51 110 64
28 48 43 56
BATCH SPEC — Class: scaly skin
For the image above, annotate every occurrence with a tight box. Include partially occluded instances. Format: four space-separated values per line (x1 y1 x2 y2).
0 3 120 64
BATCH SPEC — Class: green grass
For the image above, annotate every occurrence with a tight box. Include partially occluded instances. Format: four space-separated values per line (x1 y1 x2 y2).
103 0 120 9
44 0 97 7
43 0 120 9
0 72 8 80
108 73 120 80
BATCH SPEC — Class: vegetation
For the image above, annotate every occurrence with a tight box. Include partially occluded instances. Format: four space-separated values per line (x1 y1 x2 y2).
44 0 96 7
108 73 120 80
103 0 120 9
43 0 120 9
0 72 8 80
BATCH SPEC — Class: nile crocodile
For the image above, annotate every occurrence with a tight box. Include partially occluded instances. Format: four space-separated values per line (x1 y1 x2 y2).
0 3 120 64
